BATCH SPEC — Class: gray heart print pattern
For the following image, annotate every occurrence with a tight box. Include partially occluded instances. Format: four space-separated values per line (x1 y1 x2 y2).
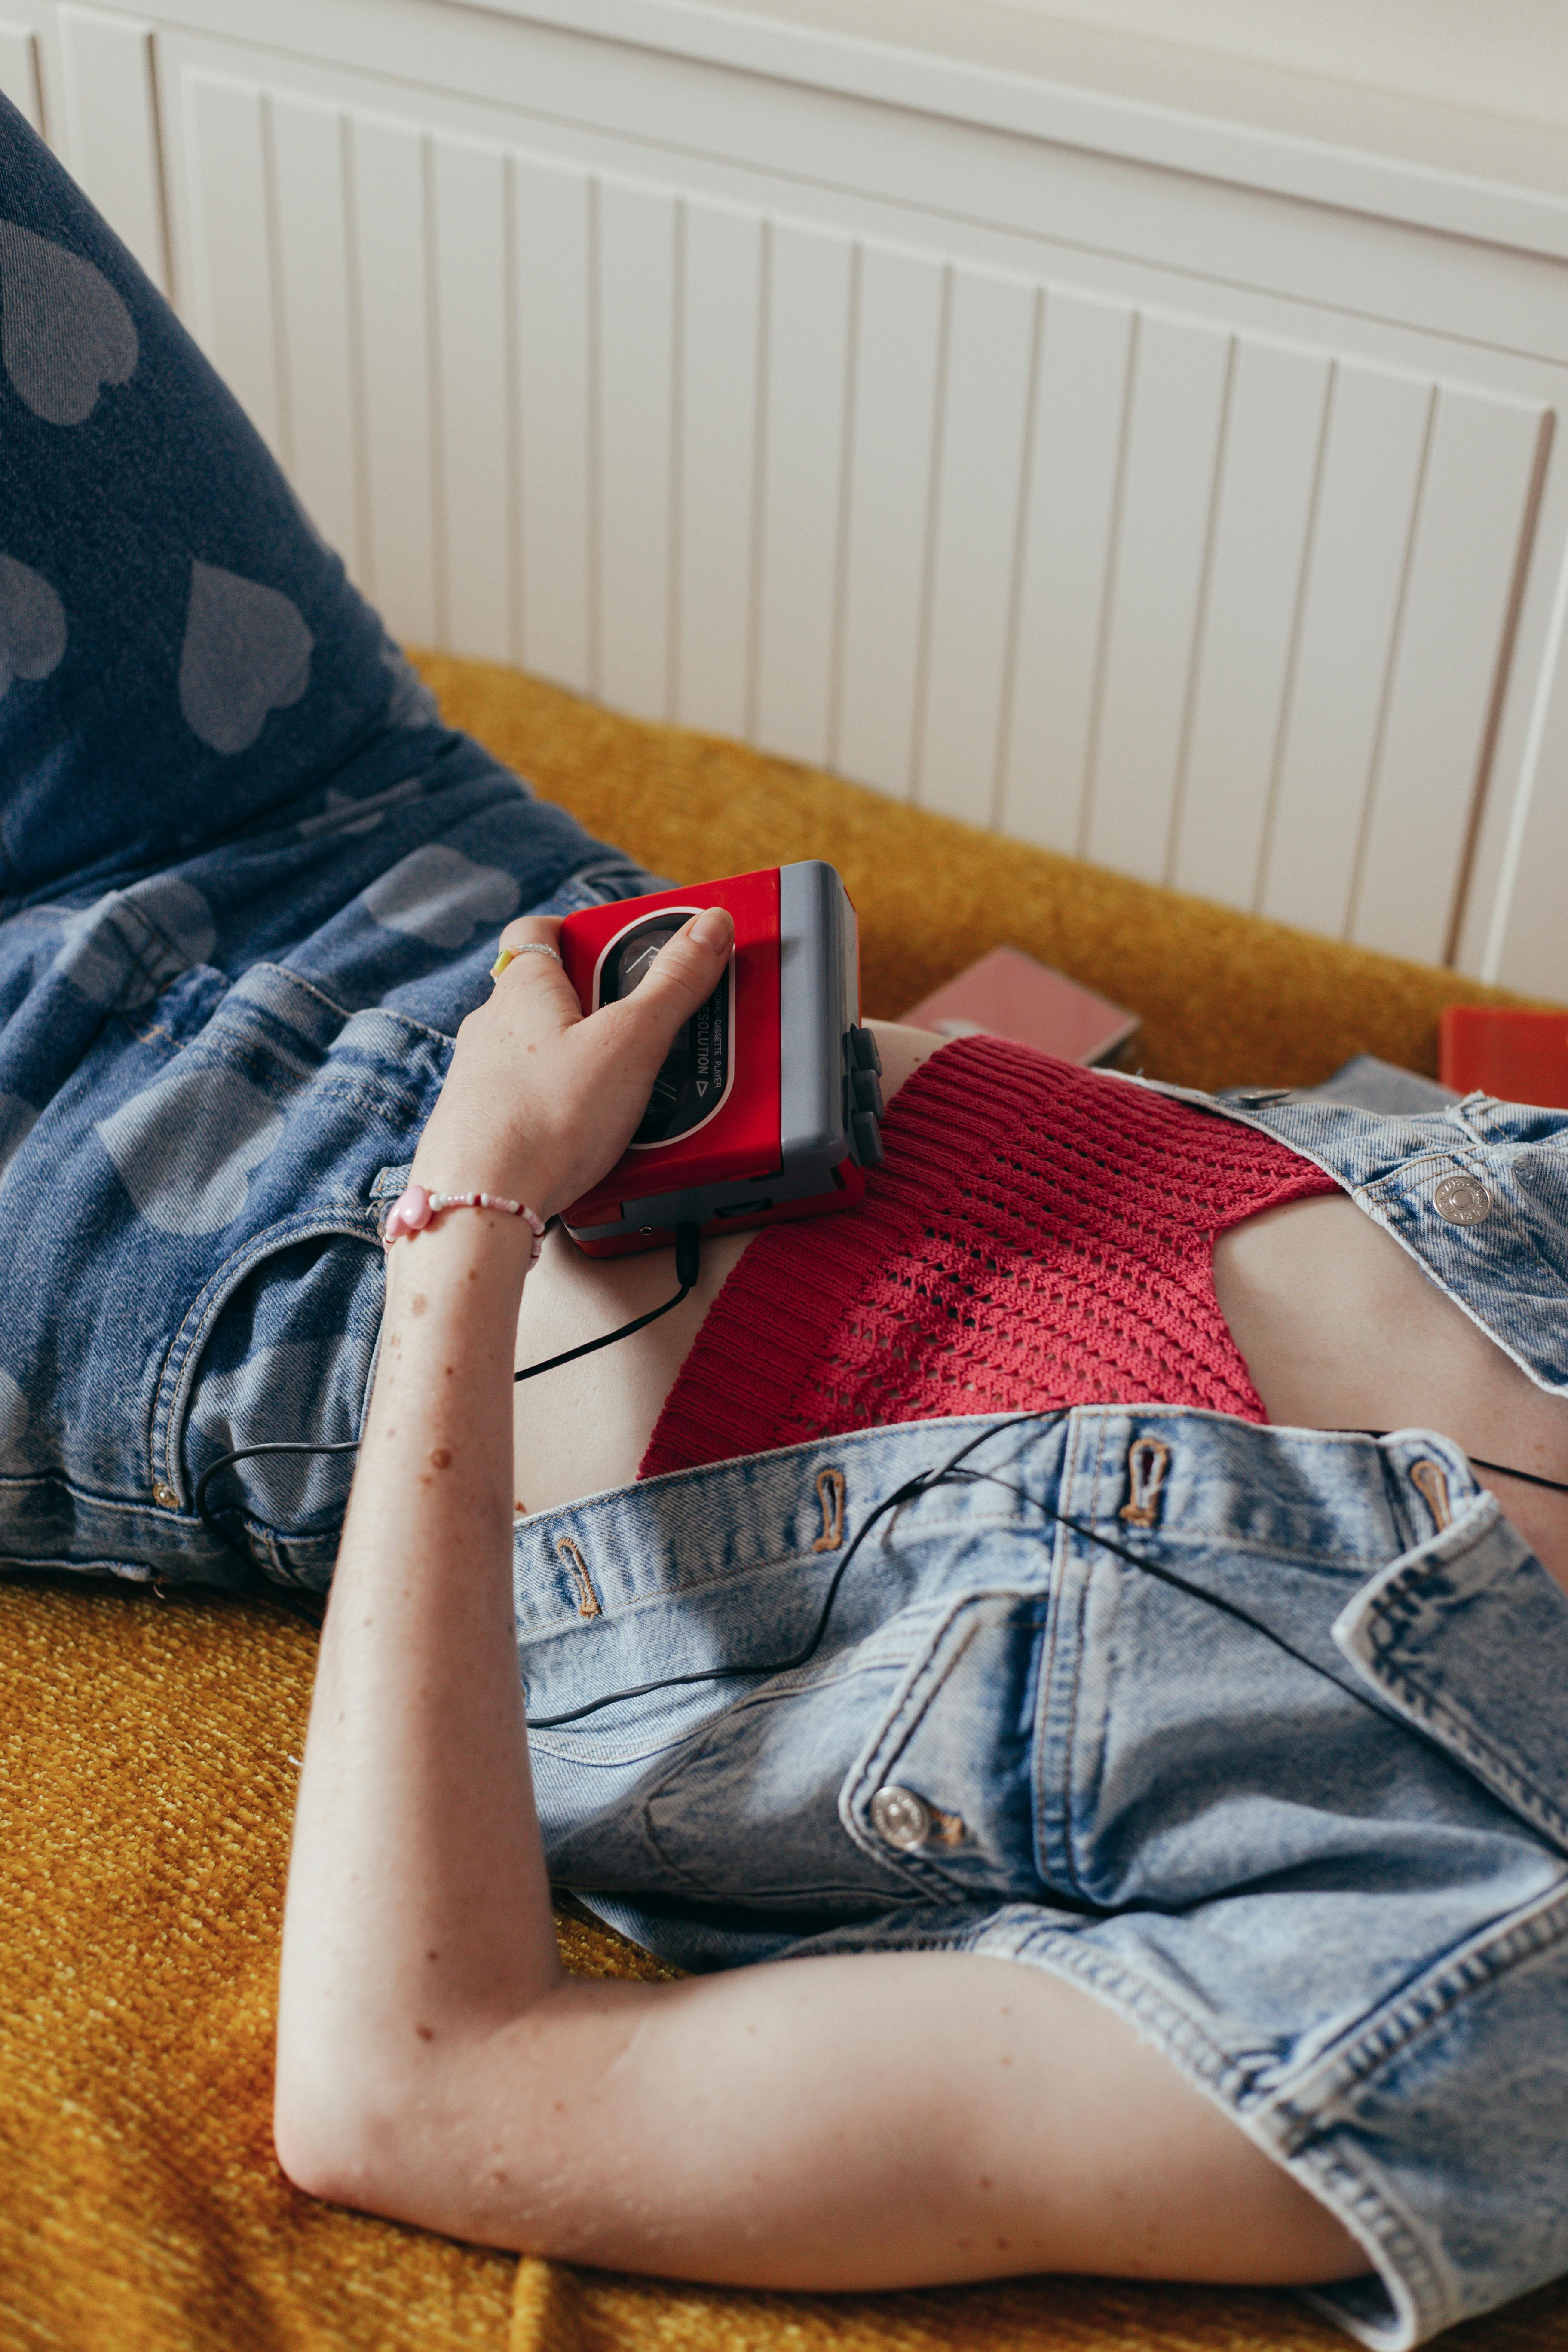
96 1061 286 1236
0 220 137 424
0 553 65 696
362 844 521 948
178 561 313 754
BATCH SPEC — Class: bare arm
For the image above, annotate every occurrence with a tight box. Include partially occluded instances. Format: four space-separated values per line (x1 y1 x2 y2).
274 921 1363 2292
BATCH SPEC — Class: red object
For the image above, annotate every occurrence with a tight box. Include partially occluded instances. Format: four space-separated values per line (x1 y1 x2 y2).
640 1035 1338 1479
560 869 783 1226
1439 1006 1568 1108
901 946 1138 1066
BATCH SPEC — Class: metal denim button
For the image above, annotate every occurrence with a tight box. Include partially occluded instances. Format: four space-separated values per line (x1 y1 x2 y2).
1433 1173 1492 1226
152 1482 179 1509
870 1785 932 1850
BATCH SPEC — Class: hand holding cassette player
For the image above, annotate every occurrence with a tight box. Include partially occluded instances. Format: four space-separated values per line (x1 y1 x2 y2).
558 861 884 1257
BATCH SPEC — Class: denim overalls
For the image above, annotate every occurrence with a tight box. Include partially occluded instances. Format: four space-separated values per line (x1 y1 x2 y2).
510 1081 1568 2352
1 95 1564 2352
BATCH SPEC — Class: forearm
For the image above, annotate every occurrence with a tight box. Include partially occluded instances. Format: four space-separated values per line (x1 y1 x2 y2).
275 1208 559 2163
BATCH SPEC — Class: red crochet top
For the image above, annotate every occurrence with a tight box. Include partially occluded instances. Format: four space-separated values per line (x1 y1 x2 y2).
640 1035 1339 1478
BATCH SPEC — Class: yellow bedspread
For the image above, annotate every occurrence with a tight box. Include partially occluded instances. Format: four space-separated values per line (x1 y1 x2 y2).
3 656 1564 2352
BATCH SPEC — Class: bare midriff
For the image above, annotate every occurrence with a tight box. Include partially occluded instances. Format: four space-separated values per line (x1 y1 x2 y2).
513 1025 1568 1596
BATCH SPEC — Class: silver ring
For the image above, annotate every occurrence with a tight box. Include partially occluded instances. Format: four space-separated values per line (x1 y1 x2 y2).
491 940 564 977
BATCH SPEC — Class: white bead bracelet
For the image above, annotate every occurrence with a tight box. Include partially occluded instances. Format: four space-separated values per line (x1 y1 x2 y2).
382 1184 546 1258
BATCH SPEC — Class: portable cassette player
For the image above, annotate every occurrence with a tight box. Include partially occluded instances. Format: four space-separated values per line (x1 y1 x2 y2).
558 860 884 1256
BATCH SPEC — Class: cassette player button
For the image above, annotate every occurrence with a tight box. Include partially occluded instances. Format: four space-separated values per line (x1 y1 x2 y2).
851 1109 885 1167
850 1065 885 1117
847 1024 882 1075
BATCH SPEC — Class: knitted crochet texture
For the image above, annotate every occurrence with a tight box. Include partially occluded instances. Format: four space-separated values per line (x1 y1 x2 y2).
640 1036 1339 1478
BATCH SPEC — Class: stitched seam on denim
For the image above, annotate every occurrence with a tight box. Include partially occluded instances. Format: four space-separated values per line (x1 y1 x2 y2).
639 1656 947 1899
0 1552 155 1579
839 1605 995 1903
1361 1645 1568 1850
159 1049 436 1130
150 1212 380 1501
1032 1416 1083 1890
237 962 459 1051
524 1645 927 1767
1277 1880 1568 2120
1057 1413 1107 1908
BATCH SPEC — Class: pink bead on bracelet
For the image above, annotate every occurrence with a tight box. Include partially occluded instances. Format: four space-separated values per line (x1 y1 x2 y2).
382 1184 546 1258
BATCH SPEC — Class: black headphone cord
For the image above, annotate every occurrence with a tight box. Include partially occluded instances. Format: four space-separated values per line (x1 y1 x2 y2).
191 1222 703 1606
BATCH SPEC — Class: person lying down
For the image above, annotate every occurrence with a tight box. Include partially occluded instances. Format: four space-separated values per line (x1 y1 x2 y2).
0 94 1563 2352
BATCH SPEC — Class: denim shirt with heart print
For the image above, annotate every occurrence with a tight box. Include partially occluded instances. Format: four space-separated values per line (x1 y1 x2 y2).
511 1065 1568 2352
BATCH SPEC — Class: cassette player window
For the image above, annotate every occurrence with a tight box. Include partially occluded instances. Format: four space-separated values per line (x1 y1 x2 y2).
597 912 733 1145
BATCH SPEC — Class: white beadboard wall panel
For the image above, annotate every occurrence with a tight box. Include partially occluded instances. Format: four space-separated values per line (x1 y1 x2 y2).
269 94 363 571
431 135 511 664
1454 434 1568 981
917 266 1037 823
751 219 854 766
676 197 763 741
1349 387 1549 963
1478 529 1568 996
35 3 1568 991
1084 313 1232 881
57 7 167 289
347 113 438 646
999 288 1135 854
1258 364 1433 937
0 22 42 129
596 177 677 723
180 74 282 458
834 241 946 797
512 156 593 695
1169 337 1331 907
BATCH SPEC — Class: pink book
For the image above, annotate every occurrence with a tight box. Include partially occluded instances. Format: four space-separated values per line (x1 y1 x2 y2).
900 946 1140 1068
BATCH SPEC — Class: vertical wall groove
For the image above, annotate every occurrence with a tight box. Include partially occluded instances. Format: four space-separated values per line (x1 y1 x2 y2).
422 135 450 649
1250 358 1337 913
338 112 375 600
1443 406 1555 967
585 174 602 699
743 217 772 747
502 152 525 667
1163 333 1237 887
257 95 294 472
824 238 863 774
1077 309 1141 860
666 198 687 726
1344 383 1438 941
907 262 953 808
989 285 1045 833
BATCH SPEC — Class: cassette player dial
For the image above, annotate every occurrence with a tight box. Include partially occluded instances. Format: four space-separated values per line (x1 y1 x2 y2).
598 913 732 1146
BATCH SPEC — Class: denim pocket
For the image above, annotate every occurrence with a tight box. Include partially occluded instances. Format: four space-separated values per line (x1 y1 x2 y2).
134 965 451 1581
628 1590 1050 1914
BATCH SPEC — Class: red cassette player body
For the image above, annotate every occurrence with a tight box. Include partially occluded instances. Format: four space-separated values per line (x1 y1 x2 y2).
557 861 885 1257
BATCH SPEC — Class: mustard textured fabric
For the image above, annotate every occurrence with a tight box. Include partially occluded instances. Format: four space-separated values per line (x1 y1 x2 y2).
2 652 1564 2352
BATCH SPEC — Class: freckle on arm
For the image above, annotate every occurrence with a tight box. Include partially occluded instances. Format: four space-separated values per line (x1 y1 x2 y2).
410 1294 427 1318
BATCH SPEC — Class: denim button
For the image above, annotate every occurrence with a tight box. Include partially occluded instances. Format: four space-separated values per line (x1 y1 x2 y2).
1433 1173 1492 1226
152 1482 178 1509
870 1785 931 1850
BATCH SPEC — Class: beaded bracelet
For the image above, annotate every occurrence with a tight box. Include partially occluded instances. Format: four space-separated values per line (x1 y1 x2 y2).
382 1183 546 1259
